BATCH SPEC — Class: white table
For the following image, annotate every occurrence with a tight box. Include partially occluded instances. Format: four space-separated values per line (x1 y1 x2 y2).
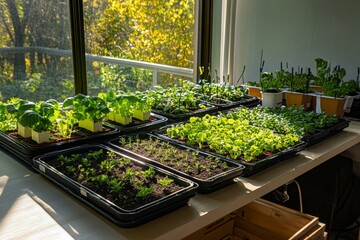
0 121 359 240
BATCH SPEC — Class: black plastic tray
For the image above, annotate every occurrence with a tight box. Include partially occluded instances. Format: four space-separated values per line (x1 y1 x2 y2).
153 125 306 177
302 118 350 147
32 144 197 227
222 95 261 110
194 94 234 109
107 133 245 193
38 172 188 228
0 125 120 165
330 118 350 133
103 112 168 133
302 128 332 147
151 104 218 122
201 95 260 111
0 140 35 167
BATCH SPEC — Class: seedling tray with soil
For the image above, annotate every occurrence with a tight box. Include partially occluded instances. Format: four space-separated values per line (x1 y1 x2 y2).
108 133 245 193
32 144 197 227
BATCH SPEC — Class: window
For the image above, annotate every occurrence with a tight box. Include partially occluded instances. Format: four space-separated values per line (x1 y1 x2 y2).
0 0 206 101
83 0 196 95
0 0 74 102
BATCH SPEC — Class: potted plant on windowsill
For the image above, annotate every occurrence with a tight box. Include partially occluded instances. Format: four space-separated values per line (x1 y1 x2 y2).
260 72 283 108
131 92 153 121
114 95 134 125
311 57 330 93
18 99 60 144
0 99 18 133
246 81 262 99
63 94 110 132
99 91 134 125
6 99 36 138
284 69 314 110
318 65 347 117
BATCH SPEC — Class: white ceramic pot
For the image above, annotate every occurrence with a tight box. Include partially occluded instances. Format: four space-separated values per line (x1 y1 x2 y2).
261 92 283 108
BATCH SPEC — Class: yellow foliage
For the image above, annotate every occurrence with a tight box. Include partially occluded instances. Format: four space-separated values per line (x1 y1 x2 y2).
86 0 195 68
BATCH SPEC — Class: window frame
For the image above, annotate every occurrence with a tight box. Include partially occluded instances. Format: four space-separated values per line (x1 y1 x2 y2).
68 0 213 94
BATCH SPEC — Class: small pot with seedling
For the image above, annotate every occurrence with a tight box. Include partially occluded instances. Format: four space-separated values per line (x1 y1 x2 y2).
284 68 314 110
131 92 152 121
6 99 36 138
18 99 60 144
63 94 110 132
260 72 283 108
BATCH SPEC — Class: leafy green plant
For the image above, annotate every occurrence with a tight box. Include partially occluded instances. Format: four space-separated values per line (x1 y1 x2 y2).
130 91 153 112
18 99 60 132
165 114 301 162
54 110 77 138
322 65 347 98
0 101 17 132
99 91 135 118
157 176 174 187
289 71 313 93
313 58 350 98
148 85 208 114
314 58 330 86
181 80 247 102
260 72 282 92
136 186 154 198
6 98 36 122
62 94 110 122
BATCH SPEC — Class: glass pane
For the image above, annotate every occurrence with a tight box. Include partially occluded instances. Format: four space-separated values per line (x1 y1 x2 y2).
0 0 74 102
84 0 195 95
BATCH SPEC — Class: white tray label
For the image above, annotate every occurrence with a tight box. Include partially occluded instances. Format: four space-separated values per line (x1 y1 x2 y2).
80 188 87 197
39 164 46 173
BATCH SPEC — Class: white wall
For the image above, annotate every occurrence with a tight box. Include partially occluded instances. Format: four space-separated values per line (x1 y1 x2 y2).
232 0 360 83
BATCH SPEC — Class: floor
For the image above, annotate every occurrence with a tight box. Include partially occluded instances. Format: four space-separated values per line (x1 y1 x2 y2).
329 220 360 240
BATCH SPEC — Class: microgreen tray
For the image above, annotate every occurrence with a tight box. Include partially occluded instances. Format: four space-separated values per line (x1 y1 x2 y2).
33 144 197 227
153 124 306 177
107 133 245 193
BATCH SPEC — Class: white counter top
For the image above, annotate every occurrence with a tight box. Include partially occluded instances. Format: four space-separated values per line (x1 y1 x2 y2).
0 121 359 240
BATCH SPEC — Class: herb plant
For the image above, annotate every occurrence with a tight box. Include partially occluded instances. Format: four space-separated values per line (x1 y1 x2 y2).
62 94 110 122
18 99 60 132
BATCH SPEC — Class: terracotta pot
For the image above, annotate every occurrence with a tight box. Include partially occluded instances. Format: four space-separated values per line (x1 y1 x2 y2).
247 86 262 99
320 96 346 118
310 85 323 93
284 91 313 110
